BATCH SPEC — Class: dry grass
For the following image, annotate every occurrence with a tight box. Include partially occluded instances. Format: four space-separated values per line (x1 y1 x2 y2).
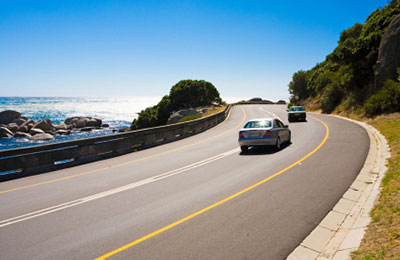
201 104 227 117
351 113 400 260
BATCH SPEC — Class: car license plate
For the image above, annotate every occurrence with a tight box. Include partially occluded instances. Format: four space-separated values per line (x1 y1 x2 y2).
248 132 260 138
295 113 301 116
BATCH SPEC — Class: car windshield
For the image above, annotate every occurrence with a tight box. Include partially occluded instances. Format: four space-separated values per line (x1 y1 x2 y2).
289 106 305 111
243 120 272 129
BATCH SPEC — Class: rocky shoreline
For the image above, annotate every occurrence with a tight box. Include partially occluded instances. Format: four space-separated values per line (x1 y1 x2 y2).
0 110 115 141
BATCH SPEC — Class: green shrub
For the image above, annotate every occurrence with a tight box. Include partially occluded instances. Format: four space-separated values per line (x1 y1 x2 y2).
131 80 222 130
320 83 343 113
287 1 400 114
364 80 400 115
169 80 222 111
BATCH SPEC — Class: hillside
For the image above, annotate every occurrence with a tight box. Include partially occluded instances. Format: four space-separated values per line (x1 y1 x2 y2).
288 1 400 116
131 80 222 130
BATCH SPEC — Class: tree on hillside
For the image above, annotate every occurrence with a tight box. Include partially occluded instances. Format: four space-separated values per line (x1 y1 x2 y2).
289 70 309 103
169 80 222 111
287 1 400 115
131 80 222 130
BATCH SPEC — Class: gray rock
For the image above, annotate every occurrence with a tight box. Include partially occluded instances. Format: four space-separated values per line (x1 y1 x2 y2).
20 120 35 132
65 116 102 128
76 119 87 128
56 129 71 135
167 108 200 124
19 125 29 133
87 118 102 127
65 117 79 125
54 122 68 130
29 128 45 136
7 123 19 133
14 132 32 138
0 110 21 125
375 14 400 89
32 120 55 133
29 133 54 141
13 118 26 126
0 127 14 138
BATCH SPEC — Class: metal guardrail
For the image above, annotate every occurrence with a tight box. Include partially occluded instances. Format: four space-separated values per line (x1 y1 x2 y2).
0 105 231 181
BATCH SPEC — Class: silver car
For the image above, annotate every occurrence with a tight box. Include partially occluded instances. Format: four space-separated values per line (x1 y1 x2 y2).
238 118 291 152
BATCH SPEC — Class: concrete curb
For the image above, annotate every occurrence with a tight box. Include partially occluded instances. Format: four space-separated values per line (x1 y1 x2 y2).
287 115 391 260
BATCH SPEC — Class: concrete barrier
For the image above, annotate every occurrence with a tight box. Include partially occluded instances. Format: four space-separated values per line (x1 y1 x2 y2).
0 105 231 181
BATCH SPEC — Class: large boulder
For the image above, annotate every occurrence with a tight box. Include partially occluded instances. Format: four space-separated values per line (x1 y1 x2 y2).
167 108 200 124
75 118 86 128
375 14 400 89
19 125 29 133
13 118 26 126
0 110 21 125
86 118 102 127
65 117 79 125
6 123 19 133
32 120 55 133
29 128 45 136
14 132 32 139
20 120 35 132
0 127 14 138
54 122 68 130
65 116 102 129
56 129 70 136
29 133 54 141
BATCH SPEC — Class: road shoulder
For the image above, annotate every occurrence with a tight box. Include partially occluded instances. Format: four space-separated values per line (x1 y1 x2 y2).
287 115 391 260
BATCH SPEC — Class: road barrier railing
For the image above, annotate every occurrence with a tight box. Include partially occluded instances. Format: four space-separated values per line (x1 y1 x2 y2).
0 105 231 181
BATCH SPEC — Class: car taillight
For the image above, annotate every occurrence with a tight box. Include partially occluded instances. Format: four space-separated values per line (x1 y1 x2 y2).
239 131 245 138
263 131 272 137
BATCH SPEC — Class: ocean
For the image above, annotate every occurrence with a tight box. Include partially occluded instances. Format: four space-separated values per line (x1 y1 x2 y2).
0 96 245 150
0 96 161 150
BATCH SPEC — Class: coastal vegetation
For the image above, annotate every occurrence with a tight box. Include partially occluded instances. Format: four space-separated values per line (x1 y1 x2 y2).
286 1 400 258
131 80 223 130
288 0 400 116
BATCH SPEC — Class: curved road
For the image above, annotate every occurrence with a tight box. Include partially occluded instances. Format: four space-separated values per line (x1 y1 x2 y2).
0 104 369 260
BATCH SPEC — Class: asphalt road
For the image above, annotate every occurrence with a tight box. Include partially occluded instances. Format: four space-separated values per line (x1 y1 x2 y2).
0 104 369 260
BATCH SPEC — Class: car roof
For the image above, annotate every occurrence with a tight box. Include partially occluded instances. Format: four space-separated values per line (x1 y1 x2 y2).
246 118 278 122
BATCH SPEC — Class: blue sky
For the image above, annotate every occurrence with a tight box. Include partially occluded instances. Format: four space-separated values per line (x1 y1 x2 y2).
0 0 387 101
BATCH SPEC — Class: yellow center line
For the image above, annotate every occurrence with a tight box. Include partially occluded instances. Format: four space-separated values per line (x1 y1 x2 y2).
0 106 247 194
94 115 329 260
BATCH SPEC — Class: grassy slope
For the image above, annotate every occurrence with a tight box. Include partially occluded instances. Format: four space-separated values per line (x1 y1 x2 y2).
351 113 400 260
177 105 227 123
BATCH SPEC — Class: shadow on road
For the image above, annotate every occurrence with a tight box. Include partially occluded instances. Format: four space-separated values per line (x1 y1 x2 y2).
288 120 308 123
239 142 292 156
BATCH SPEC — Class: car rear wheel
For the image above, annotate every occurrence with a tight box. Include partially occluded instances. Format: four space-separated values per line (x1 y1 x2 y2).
275 137 281 151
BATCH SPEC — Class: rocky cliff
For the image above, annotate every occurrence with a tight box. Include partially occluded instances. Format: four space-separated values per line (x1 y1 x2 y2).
375 14 400 89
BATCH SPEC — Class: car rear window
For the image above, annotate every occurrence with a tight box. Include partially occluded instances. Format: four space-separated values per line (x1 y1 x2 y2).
244 120 272 128
289 107 305 111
